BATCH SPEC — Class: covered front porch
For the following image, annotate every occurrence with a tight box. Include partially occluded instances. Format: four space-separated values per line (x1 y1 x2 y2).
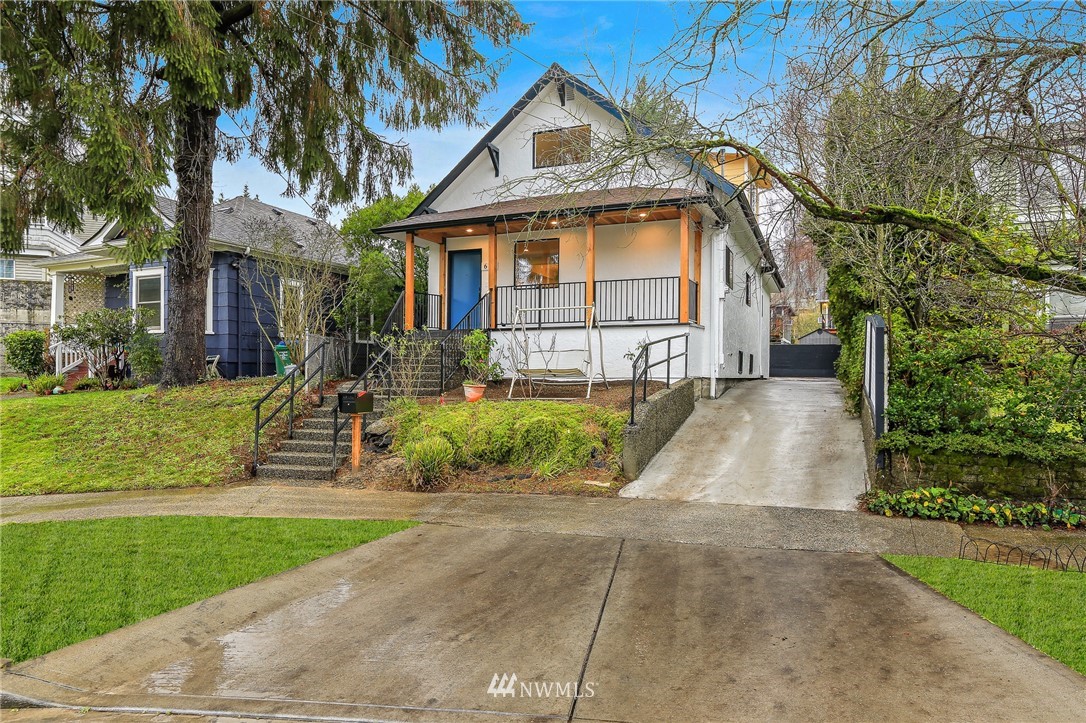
379 187 710 332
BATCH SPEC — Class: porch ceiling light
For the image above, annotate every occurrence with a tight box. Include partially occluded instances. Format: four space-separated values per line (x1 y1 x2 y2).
466 228 473 233
638 212 648 218
551 220 559 226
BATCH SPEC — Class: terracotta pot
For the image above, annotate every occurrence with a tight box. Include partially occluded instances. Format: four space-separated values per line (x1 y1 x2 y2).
463 383 486 402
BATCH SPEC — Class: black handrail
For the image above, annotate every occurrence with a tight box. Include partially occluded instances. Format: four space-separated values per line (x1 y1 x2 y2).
629 332 689 425
251 339 327 473
439 292 491 392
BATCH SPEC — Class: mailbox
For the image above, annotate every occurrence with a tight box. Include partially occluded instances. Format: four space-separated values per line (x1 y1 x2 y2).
338 390 373 415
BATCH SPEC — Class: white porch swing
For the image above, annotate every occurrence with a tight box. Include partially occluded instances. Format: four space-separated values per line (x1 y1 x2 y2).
506 304 609 399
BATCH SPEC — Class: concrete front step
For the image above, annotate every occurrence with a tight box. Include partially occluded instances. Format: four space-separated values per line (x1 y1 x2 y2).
266 450 348 467
256 463 333 481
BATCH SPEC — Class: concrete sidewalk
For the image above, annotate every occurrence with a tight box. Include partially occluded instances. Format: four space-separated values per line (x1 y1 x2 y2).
3 524 1083 722
1 484 963 556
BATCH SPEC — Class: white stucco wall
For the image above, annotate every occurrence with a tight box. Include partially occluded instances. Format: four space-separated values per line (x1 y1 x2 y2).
492 323 706 384
430 81 703 213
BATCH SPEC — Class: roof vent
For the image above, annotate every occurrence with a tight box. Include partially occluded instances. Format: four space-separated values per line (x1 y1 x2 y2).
272 209 283 216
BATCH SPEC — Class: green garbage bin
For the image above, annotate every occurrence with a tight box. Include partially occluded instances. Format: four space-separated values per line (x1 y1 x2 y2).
273 341 293 376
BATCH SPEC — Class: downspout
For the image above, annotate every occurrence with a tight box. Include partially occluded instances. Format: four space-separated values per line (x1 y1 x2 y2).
708 230 718 399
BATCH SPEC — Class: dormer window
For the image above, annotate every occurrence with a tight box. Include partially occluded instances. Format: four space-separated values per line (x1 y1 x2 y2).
533 125 590 168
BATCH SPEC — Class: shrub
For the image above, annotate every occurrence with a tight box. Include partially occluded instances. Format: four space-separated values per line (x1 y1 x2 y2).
389 400 625 478
4 330 47 378
403 436 455 488
866 486 1083 529
72 376 100 391
53 308 150 390
881 327 1086 465
29 373 66 396
128 330 163 385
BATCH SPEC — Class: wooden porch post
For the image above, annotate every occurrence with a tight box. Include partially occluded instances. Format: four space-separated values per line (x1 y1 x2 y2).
488 225 497 329
692 210 702 324
679 207 690 324
404 232 415 330
585 215 596 325
438 238 447 329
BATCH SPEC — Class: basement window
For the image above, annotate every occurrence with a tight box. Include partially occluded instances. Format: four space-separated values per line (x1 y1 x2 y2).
533 125 591 168
514 239 560 286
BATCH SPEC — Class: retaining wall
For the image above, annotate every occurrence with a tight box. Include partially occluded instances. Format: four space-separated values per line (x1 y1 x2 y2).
621 377 697 480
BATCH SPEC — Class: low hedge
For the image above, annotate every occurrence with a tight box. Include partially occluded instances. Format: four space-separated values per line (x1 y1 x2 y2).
866 486 1083 529
388 399 626 482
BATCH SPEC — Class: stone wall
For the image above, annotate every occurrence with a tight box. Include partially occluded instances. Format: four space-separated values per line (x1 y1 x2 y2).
621 377 698 480
0 279 51 375
885 449 1086 502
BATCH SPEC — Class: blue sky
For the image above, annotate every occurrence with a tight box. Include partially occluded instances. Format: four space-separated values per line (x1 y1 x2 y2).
213 1 749 222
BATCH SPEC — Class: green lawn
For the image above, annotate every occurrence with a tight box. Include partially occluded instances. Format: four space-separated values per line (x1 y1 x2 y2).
885 555 1086 675
0 379 287 495
1 376 27 394
0 516 416 663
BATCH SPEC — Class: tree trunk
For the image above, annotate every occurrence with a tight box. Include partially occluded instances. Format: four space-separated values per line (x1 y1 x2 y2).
160 103 219 387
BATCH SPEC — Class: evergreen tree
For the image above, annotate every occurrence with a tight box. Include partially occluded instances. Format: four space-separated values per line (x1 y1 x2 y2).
1 1 527 385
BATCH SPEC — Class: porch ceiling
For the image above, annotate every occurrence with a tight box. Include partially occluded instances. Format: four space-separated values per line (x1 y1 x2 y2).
373 186 710 243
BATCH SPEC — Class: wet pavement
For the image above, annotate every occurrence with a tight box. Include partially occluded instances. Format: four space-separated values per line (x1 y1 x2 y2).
1 484 962 556
3 524 1084 721
621 379 868 510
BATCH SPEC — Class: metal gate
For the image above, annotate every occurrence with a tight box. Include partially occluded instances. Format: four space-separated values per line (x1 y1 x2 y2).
769 344 840 377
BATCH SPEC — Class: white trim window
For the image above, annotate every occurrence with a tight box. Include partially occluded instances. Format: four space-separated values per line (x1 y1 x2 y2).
0 259 14 279
205 268 215 334
133 268 165 332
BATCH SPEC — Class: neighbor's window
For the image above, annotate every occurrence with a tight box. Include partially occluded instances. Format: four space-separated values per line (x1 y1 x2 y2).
0 259 14 279
514 239 560 286
133 269 164 331
533 125 591 168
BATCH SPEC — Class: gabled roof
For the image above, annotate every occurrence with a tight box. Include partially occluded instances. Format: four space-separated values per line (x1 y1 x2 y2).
376 186 709 234
407 63 782 288
81 195 347 267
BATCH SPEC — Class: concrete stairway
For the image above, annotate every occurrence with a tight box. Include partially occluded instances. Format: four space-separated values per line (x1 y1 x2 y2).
253 329 455 484
254 387 391 484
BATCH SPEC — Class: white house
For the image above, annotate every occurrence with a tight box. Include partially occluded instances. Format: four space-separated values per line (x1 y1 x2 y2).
372 64 783 394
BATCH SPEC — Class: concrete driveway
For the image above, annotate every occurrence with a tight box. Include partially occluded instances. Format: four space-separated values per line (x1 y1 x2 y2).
3 523 1083 722
621 378 868 510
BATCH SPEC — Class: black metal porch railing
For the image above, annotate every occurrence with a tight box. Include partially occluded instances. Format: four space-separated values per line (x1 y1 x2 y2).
493 277 693 328
414 292 442 329
495 282 586 327
595 277 681 324
439 293 491 392
251 340 327 474
628 332 689 425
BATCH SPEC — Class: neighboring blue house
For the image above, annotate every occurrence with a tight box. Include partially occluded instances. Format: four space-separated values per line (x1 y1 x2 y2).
37 195 348 380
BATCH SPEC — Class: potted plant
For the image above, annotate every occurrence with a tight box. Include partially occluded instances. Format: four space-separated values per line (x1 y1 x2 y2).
461 329 500 402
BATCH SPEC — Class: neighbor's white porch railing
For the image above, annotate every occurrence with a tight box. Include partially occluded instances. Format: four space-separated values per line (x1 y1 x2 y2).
51 341 85 376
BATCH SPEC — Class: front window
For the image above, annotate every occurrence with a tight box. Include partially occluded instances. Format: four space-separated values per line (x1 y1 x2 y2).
0 259 13 279
533 125 591 168
514 239 560 286
134 270 164 331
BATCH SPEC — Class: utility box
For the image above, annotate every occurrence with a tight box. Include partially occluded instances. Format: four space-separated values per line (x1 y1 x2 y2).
338 390 373 415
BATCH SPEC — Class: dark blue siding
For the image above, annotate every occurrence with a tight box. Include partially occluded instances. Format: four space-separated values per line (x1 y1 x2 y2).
112 252 345 380
104 275 127 309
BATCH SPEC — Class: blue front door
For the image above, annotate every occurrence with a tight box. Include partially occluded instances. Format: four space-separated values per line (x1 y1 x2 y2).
447 249 482 328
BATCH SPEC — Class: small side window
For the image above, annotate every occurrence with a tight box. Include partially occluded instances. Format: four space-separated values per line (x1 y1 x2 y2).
0 259 14 279
725 247 734 289
745 272 752 306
